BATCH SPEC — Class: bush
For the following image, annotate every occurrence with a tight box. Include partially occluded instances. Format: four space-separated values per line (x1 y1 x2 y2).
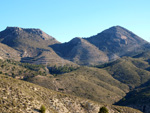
40 105 46 113
99 106 109 113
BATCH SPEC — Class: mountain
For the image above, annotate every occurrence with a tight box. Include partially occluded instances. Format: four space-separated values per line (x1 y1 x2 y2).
86 26 150 61
0 74 142 113
0 42 20 61
0 27 76 66
50 26 150 65
51 37 108 65
0 27 58 57
0 26 149 66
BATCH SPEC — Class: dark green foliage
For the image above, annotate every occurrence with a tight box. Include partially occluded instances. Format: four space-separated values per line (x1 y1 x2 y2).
0 59 47 79
40 105 46 113
99 106 109 113
48 65 78 75
95 60 119 68
20 63 45 71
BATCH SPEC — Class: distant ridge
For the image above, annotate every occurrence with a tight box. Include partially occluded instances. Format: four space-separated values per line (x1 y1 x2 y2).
51 26 150 65
0 26 149 66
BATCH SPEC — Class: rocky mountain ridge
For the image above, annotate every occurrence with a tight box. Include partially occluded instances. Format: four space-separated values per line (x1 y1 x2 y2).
0 26 149 66
0 27 77 66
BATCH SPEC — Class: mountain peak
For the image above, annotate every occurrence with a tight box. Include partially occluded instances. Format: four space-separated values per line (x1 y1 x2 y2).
94 25 148 43
4 26 55 41
6 26 23 32
102 26 129 34
85 26 149 60
69 37 83 44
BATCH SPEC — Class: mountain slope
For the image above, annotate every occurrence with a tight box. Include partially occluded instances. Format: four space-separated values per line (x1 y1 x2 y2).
86 26 150 61
28 66 129 104
0 59 49 79
0 27 58 57
0 27 76 66
0 43 20 61
51 37 108 65
0 75 142 113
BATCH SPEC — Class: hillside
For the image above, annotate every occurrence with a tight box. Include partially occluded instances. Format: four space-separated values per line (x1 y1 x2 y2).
97 57 150 89
116 79 150 113
51 37 108 65
0 59 49 79
0 75 142 113
28 66 129 104
1 56 150 112
112 51 150 113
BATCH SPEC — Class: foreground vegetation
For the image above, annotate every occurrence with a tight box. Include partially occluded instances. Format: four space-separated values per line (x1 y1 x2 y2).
0 75 142 113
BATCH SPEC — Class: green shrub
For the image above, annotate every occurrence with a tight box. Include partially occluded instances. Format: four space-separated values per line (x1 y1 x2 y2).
40 105 46 113
99 106 109 113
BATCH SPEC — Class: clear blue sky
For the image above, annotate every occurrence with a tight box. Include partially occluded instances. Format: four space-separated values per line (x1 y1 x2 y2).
1 0 150 42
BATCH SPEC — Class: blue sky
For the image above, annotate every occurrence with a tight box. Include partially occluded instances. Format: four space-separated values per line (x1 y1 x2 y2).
1 0 150 42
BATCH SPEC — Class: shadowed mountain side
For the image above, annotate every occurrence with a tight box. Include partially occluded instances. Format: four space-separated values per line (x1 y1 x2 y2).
21 48 77 67
85 26 150 61
51 37 109 65
0 43 21 61
116 79 150 113
133 50 150 60
27 66 129 104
